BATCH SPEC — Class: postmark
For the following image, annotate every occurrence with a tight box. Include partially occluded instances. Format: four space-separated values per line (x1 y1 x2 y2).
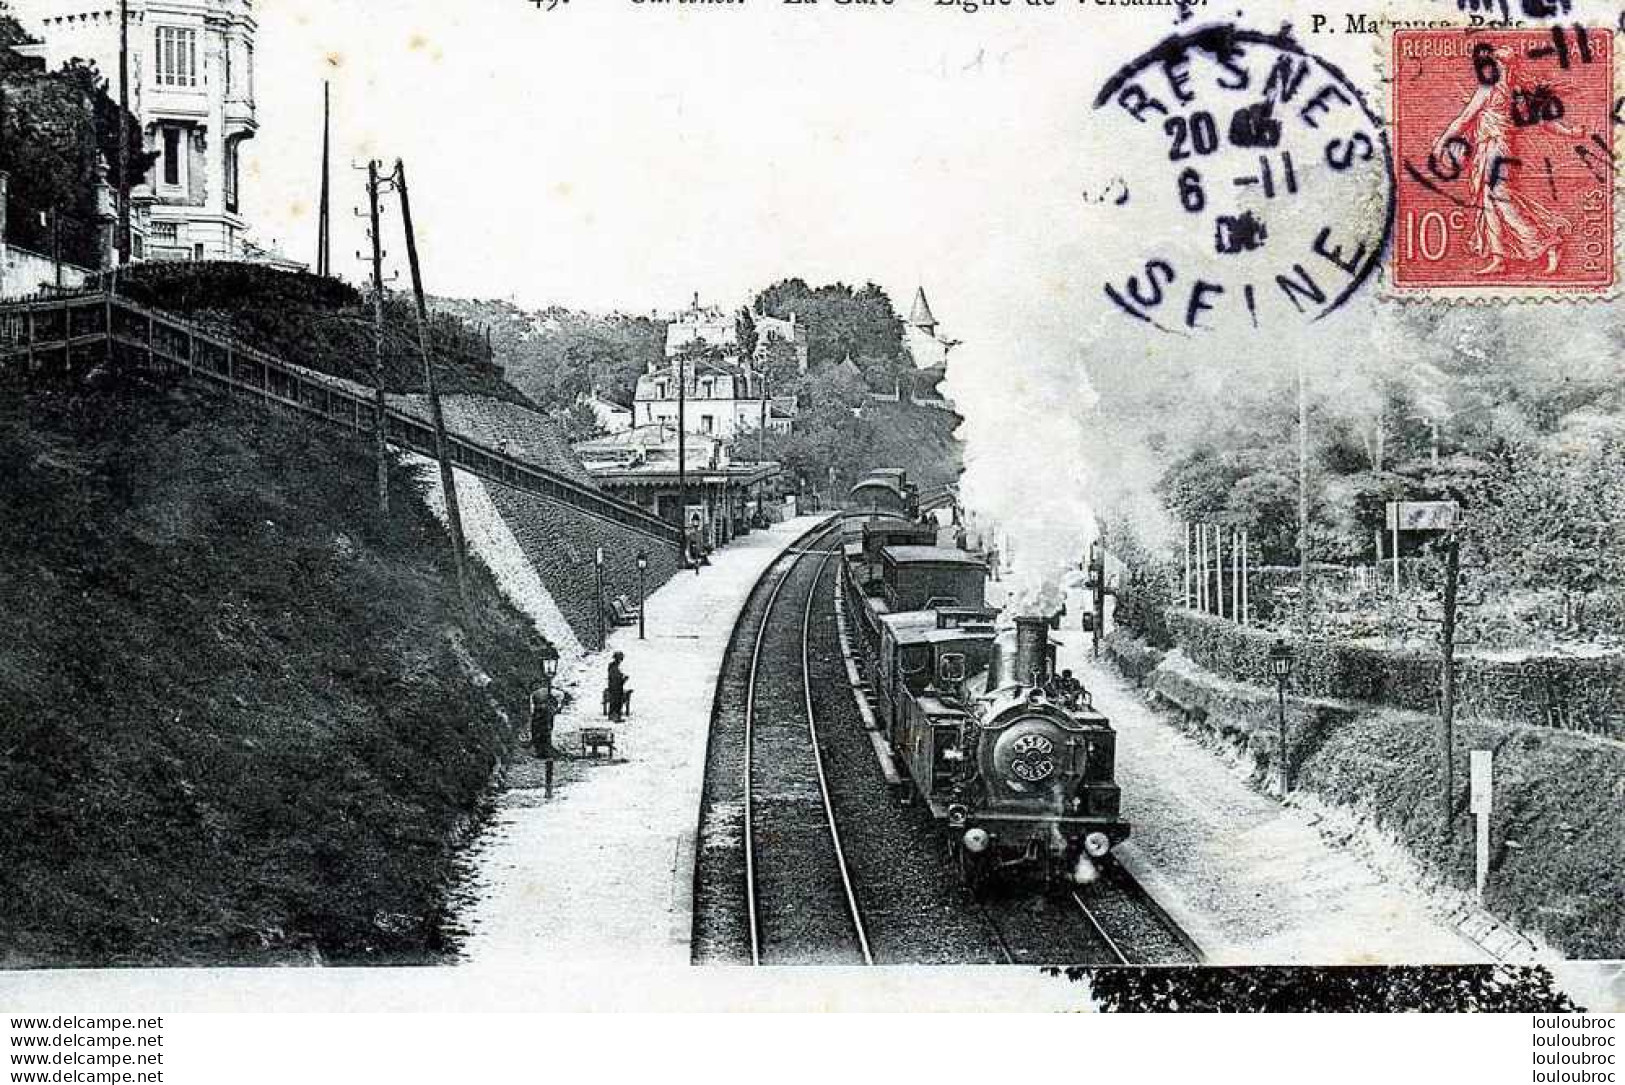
1389 26 1617 296
1093 25 1394 333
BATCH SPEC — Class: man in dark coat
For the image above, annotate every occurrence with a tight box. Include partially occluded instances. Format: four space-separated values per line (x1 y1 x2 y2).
607 651 628 721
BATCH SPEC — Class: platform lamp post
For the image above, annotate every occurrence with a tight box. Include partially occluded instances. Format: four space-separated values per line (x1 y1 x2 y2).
539 642 560 689
1269 639 1293 799
636 550 648 640
594 546 606 651
538 642 559 798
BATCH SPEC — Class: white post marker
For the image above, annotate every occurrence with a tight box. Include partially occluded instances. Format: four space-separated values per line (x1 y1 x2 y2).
1470 749 1493 902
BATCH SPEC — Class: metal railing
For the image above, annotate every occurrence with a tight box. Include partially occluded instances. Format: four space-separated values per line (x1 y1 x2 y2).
0 291 682 548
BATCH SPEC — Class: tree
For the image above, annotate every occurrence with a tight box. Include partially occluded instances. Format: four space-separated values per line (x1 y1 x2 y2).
753 278 904 369
0 44 152 268
756 331 801 389
734 307 758 360
553 401 605 445
1463 434 1625 632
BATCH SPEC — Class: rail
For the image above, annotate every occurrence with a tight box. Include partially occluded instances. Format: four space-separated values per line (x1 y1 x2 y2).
742 519 871 965
0 292 682 548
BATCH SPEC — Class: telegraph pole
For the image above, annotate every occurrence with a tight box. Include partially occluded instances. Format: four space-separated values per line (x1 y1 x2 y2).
1438 531 1461 840
394 158 470 610
677 349 688 564
365 161 391 515
316 83 331 277
116 0 130 266
1296 356 1312 635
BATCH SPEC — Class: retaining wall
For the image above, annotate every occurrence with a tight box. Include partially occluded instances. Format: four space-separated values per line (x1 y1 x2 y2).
487 482 681 647
1165 609 1624 739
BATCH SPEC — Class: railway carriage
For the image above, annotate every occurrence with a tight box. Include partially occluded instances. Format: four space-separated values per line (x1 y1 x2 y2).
848 469 919 520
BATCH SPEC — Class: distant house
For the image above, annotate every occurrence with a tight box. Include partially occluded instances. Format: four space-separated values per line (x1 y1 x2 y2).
638 293 798 442
904 286 959 372
580 391 633 434
661 292 809 372
633 357 793 442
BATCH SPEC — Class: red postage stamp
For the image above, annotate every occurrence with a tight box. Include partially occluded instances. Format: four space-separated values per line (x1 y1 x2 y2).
1390 27 1617 295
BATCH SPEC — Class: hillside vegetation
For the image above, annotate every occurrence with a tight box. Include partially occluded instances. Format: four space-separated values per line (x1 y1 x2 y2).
107 263 531 408
0 379 545 966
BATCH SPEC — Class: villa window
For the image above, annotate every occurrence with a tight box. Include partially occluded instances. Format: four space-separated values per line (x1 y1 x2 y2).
160 126 187 191
701 415 714 434
155 27 199 89
225 143 240 213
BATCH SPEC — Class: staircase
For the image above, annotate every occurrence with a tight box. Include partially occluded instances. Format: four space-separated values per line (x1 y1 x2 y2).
0 291 682 548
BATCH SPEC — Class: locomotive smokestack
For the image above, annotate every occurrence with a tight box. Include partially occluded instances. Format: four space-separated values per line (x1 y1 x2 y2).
1014 616 1049 688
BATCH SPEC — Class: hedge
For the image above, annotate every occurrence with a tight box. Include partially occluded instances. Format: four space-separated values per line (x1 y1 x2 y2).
1165 609 1624 738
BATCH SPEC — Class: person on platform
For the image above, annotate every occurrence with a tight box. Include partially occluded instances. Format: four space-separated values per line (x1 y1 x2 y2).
529 682 559 758
606 651 629 721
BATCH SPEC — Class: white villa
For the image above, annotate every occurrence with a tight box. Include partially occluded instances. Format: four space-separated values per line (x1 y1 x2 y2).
633 358 794 442
16 0 259 262
638 294 800 442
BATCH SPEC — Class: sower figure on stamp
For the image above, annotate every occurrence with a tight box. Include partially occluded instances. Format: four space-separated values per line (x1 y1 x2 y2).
529 682 559 758
606 651 630 721
1432 44 1584 276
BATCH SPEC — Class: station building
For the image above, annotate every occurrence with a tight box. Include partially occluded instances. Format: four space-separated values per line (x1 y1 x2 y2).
574 422 780 551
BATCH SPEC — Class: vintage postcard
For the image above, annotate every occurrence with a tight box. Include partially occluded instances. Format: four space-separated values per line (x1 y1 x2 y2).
0 0 1621 1032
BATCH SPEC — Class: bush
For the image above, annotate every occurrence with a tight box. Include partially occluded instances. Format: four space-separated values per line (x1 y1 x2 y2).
1165 609 1625 736
101 262 527 408
0 380 547 965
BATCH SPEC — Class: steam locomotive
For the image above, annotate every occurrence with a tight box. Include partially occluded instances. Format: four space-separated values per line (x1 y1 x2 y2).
841 471 1130 887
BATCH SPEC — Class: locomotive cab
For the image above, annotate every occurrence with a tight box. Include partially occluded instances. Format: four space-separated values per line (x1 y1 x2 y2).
880 619 997 797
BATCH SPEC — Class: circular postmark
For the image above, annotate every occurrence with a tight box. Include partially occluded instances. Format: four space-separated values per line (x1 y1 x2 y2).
1092 24 1395 333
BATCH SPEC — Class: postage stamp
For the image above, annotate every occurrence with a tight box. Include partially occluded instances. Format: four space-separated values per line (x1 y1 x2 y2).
1389 27 1618 296
1092 25 1394 334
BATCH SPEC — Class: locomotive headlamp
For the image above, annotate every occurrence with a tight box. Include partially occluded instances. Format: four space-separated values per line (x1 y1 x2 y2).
1083 832 1111 859
947 804 970 829
963 828 990 854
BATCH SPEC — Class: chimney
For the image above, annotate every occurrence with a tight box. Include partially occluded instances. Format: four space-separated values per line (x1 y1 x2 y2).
1013 616 1050 688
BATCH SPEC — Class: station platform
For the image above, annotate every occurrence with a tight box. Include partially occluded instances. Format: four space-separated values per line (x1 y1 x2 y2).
457 516 828 968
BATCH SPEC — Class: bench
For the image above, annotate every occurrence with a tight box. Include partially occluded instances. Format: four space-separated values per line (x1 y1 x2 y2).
580 726 617 759
608 595 640 627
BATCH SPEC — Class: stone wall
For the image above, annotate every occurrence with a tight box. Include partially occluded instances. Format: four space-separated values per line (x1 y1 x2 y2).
1 243 90 298
1165 608 1625 739
487 482 681 648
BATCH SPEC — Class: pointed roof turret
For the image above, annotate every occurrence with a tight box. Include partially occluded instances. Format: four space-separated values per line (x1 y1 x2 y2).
909 287 937 334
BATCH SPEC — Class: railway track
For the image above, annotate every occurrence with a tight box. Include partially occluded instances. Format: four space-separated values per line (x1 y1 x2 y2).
694 515 1202 967
693 519 872 966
